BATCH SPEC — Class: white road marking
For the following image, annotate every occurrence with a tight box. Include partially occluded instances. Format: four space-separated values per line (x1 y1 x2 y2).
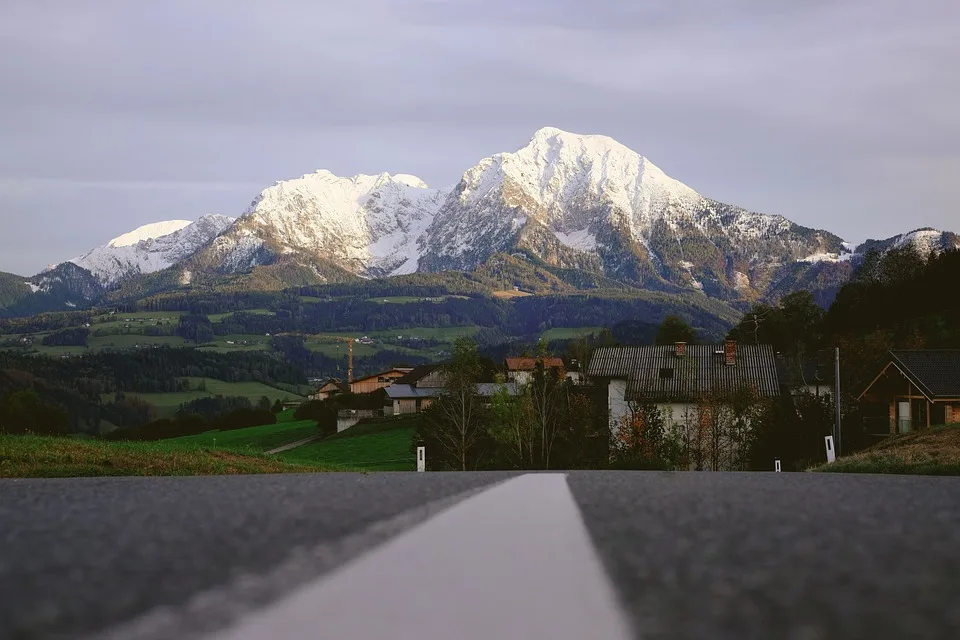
208 473 633 640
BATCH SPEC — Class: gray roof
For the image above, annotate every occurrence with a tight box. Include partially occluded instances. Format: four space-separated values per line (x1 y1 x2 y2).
385 384 444 400
889 350 960 399
588 344 781 402
385 382 518 399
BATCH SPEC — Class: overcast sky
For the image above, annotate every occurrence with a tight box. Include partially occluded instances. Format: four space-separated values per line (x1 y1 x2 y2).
1 0 958 275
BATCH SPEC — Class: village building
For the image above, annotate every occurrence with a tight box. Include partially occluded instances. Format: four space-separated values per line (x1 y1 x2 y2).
586 341 781 431
348 367 412 394
504 357 565 385
385 364 518 415
309 379 350 401
859 350 960 434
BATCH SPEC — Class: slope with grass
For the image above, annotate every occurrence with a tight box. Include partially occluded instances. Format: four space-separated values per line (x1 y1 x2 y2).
277 414 418 471
0 435 327 478
169 414 319 453
811 424 960 475
102 378 306 418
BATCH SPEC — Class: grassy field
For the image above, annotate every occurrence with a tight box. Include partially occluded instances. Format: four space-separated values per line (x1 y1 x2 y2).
208 309 275 322
491 290 533 299
88 334 189 349
812 424 960 475
278 415 418 471
170 416 319 453
541 326 604 341
0 435 328 478
102 378 306 418
365 295 468 304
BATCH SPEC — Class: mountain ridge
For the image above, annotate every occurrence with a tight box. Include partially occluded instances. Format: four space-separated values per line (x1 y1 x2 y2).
6 127 958 317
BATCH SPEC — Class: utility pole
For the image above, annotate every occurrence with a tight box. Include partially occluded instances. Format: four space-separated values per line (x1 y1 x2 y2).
834 346 842 457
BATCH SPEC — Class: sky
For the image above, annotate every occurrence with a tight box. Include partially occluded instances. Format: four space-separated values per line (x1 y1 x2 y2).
1 0 958 276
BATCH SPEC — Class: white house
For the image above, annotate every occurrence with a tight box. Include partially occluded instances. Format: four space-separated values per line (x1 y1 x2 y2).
586 341 782 433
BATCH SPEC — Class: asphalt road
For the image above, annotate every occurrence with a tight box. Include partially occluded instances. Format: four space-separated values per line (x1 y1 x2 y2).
1 471 958 640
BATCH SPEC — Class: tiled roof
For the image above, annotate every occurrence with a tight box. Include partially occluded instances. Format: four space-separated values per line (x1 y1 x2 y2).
889 350 960 399
587 344 781 402
505 357 564 371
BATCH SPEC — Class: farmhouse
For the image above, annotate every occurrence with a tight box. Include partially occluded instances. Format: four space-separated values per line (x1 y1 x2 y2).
309 379 349 401
859 350 960 434
587 341 781 431
348 367 412 394
504 357 564 385
385 365 446 415
385 364 519 415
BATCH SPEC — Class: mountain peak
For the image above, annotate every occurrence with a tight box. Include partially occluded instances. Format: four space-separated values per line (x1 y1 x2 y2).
107 220 192 248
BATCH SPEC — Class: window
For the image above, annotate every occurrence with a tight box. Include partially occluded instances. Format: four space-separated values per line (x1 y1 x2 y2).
659 367 674 379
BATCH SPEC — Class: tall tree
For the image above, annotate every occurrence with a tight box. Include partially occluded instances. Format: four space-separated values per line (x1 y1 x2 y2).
655 315 698 345
420 337 485 471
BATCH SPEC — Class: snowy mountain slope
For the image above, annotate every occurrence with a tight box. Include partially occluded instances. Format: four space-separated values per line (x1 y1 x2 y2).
70 215 234 285
39 127 957 304
855 228 960 256
192 171 446 279
417 127 843 298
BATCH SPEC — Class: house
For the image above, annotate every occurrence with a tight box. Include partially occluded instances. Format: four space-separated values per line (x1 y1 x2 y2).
309 379 350 401
586 341 781 432
504 357 565 385
385 365 446 415
385 364 519 415
348 367 412 394
858 350 960 434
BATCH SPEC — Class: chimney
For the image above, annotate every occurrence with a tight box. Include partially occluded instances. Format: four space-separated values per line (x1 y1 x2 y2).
724 340 737 366
675 342 687 358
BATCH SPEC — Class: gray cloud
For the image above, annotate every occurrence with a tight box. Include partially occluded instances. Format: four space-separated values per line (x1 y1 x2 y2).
1 0 958 275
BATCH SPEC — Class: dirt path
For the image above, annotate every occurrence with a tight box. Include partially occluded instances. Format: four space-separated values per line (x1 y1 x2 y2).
264 435 322 455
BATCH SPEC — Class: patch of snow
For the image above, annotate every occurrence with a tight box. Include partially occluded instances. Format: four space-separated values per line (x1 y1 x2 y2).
107 220 192 248
25 282 40 293
65 301 76 308
70 215 234 285
678 261 694 270
179 270 193 286
554 228 597 252
733 271 751 291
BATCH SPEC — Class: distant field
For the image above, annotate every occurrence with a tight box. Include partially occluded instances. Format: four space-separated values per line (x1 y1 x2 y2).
492 290 533 299
103 378 305 418
170 418 319 453
0 435 327 478
365 295 468 304
278 415 418 471
542 326 604 341
93 311 183 323
89 334 189 349
208 309 275 322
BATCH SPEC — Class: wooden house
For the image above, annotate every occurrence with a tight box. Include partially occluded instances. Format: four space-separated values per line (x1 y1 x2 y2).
348 368 412 395
859 350 960 434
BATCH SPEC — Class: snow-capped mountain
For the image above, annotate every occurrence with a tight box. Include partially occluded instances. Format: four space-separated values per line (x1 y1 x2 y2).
37 127 957 304
192 171 445 279
71 214 234 285
417 127 843 298
855 228 960 257
182 127 844 298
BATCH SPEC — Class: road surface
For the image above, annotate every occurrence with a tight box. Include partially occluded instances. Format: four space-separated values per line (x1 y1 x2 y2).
1 471 959 639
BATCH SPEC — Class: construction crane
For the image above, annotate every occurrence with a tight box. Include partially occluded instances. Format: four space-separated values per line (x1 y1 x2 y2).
277 333 355 382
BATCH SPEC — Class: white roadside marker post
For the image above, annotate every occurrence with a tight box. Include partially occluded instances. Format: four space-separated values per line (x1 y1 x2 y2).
417 446 425 472
824 435 836 463
775 458 781 472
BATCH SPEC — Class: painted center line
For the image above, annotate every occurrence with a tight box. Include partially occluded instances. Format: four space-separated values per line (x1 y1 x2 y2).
208 473 633 640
